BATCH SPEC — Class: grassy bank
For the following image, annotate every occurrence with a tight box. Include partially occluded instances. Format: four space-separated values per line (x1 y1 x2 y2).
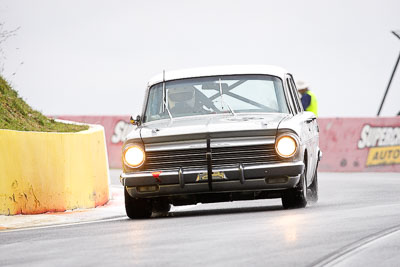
0 76 88 132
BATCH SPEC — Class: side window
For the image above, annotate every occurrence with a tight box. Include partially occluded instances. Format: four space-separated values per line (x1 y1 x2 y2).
290 78 304 112
286 78 299 114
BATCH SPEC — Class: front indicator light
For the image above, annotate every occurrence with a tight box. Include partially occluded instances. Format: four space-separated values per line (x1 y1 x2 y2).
276 136 297 158
124 146 145 167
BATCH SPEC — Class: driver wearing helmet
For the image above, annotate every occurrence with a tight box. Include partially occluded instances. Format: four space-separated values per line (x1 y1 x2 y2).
168 86 196 116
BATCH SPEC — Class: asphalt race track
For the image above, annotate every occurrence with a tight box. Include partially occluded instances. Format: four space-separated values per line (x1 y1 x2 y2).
1 171 400 267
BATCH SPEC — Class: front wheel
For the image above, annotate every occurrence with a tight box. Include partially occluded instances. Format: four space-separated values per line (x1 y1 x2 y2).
282 169 308 209
124 187 153 219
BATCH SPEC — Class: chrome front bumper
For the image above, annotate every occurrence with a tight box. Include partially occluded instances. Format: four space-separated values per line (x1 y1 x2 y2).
120 161 304 198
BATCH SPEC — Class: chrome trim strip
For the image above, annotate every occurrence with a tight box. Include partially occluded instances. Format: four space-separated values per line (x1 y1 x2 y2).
244 162 302 170
179 167 184 188
145 136 275 152
121 161 304 179
145 139 206 151
144 154 277 167
239 163 245 184
210 136 275 148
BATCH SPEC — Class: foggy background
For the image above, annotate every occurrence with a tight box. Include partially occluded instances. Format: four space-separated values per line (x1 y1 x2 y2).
1 0 399 117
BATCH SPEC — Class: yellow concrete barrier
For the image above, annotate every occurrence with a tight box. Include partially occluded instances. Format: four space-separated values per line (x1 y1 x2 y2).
0 125 109 215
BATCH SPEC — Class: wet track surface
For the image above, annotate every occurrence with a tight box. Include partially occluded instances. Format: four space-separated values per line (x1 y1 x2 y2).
1 172 400 266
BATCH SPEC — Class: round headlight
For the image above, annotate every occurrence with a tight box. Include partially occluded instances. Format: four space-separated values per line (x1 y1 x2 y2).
276 136 297 158
124 145 145 167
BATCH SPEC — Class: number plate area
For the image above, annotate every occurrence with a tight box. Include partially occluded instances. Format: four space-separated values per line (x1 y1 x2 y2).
196 171 227 182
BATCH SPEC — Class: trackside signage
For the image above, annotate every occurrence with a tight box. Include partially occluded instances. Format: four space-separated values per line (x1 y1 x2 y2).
54 115 400 172
318 117 400 172
111 120 134 144
358 125 400 166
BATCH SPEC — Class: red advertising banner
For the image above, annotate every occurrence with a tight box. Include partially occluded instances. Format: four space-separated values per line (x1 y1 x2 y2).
318 117 400 172
54 115 400 172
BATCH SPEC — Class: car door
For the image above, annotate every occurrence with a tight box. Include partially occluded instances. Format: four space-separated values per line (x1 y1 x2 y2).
286 75 317 184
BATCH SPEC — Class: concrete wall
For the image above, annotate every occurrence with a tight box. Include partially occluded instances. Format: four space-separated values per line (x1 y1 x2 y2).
56 115 131 169
0 125 109 215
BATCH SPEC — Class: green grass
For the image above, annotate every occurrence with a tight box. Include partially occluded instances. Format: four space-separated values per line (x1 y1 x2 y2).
0 76 88 132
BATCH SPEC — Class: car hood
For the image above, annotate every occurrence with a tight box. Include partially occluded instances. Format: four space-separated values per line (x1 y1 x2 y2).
135 113 289 144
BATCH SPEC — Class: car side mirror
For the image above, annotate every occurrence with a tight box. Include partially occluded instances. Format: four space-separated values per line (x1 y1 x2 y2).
130 115 141 126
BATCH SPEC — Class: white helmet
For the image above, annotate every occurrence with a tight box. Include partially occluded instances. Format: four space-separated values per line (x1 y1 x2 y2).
296 80 309 90
167 86 195 109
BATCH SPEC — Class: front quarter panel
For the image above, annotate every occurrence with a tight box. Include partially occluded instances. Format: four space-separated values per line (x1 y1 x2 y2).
124 125 142 143
278 112 319 184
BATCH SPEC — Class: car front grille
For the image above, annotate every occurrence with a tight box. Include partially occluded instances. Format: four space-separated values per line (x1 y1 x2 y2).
141 144 281 171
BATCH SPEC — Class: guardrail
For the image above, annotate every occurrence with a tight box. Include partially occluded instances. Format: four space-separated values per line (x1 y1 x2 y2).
54 115 400 172
0 124 109 215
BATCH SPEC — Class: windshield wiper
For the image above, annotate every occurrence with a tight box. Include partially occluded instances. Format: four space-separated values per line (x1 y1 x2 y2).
219 78 235 116
162 70 173 121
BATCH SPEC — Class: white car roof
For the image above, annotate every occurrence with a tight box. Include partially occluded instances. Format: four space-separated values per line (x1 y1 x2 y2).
147 65 289 87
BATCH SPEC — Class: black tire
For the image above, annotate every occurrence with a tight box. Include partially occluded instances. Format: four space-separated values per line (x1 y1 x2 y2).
308 169 318 203
282 165 308 209
124 187 153 219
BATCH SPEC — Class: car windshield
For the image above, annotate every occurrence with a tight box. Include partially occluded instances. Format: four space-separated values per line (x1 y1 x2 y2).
143 74 288 122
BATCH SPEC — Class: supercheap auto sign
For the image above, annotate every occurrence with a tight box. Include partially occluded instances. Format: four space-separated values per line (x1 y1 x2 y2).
318 117 400 172
358 125 400 166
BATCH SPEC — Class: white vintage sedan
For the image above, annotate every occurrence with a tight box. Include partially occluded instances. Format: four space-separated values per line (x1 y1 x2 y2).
120 65 321 219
